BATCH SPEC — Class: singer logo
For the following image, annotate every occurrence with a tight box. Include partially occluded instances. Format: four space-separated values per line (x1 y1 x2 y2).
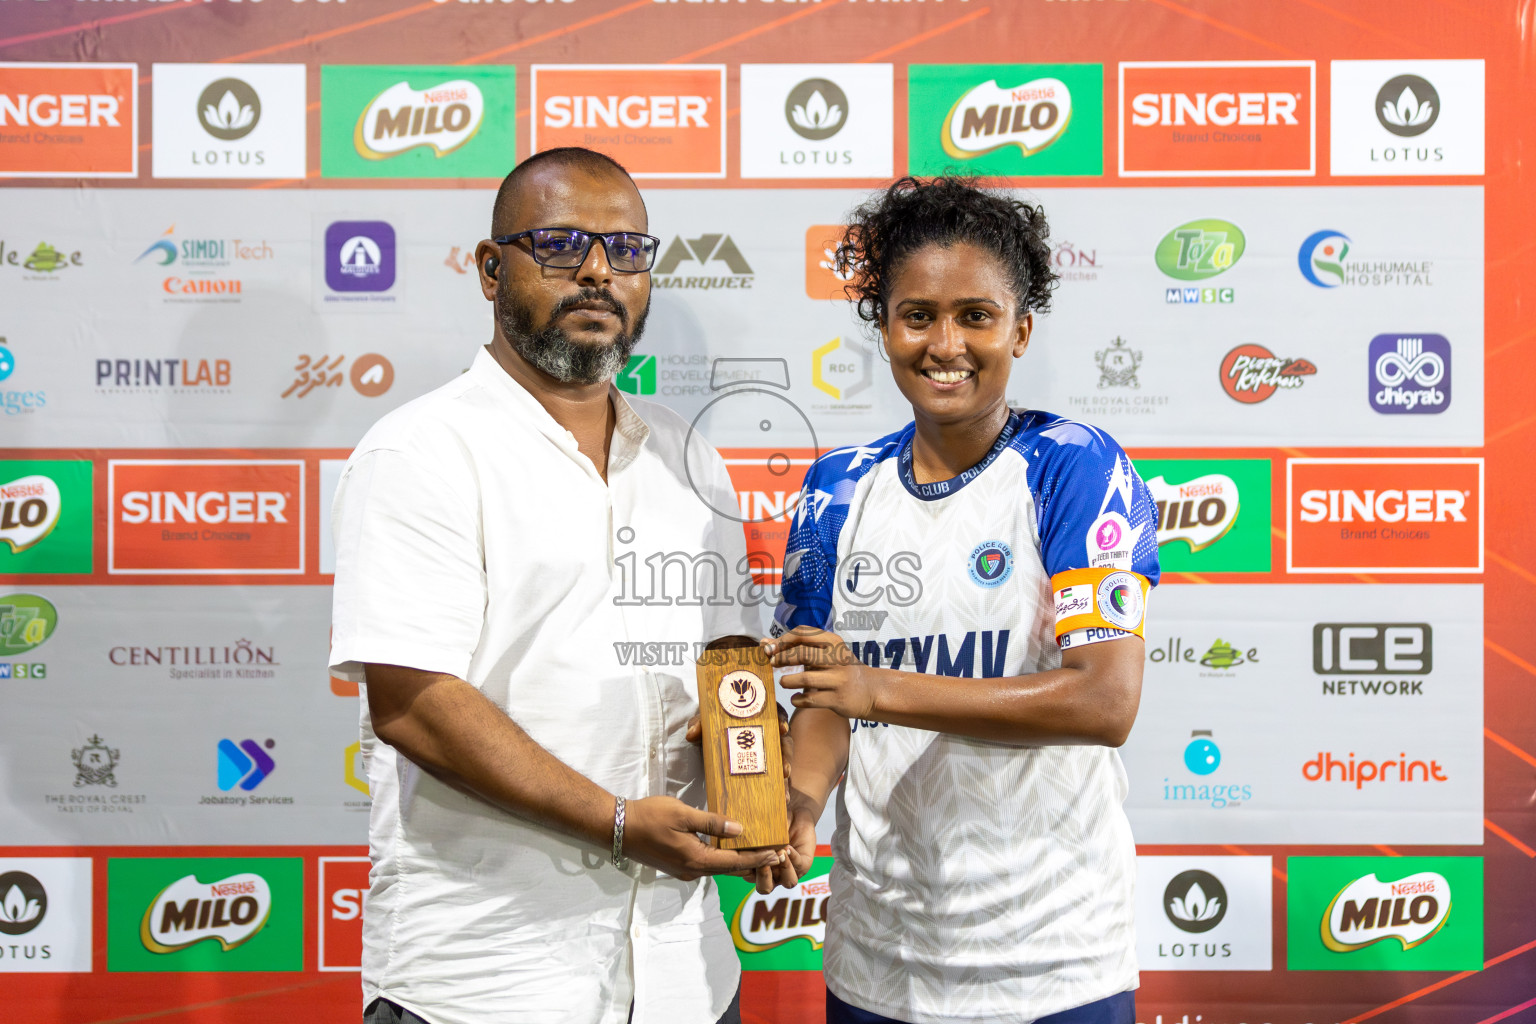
1287 458 1482 573
531 65 725 178
1119 61 1314 176
109 460 305 575
0 62 138 177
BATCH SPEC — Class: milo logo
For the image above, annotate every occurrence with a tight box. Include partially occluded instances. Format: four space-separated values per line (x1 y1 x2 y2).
140 872 272 954
354 79 485 160
1147 472 1239 553
941 78 1072 160
730 876 830 953
1323 871 1451 953
1155 219 1246 281
0 475 62 553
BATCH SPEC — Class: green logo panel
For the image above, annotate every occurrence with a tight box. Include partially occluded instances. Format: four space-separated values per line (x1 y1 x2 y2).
108 857 303 972
1287 857 1482 971
908 64 1102 177
615 354 657 395
1134 458 1271 573
1155 219 1247 281
716 856 832 971
321 65 517 179
0 459 92 575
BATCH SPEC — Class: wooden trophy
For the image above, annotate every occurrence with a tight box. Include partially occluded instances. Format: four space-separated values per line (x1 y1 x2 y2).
696 635 789 851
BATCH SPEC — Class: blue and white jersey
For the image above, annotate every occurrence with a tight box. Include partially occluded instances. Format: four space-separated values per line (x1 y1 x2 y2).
774 409 1158 1024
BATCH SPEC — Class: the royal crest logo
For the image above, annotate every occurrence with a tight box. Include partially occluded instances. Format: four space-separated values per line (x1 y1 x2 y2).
72 734 120 788
968 541 1013 588
354 79 484 159
140 872 272 954
1096 337 1140 389
941 77 1072 160
1322 871 1450 952
1220 345 1316 403
0 475 62 554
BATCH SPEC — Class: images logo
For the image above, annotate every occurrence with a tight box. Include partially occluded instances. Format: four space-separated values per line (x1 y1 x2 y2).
1165 869 1227 933
908 64 1102 176
1119 61 1314 176
0 346 11 383
217 739 275 792
0 62 138 178
532 64 725 178
1369 334 1449 414
324 221 396 294
1220 345 1315 403
653 233 752 290
108 460 304 576
197 78 259 141
1287 857 1481 970
1288 457 1482 573
1162 729 1252 809
1185 730 1220 775
151 64 306 179
321 66 516 179
1376 75 1438 136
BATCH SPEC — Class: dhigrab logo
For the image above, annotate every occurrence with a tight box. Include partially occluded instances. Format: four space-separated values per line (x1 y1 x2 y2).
1368 334 1450 415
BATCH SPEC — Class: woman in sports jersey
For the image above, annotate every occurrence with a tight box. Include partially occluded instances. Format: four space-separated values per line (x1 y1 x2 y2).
769 177 1159 1024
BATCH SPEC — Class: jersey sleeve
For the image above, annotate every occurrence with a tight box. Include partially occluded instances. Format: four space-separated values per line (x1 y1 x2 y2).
771 458 842 636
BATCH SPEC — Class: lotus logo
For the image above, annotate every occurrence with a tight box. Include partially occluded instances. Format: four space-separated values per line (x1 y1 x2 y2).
785 78 847 141
1375 75 1439 137
196 78 262 141
0 871 46 936
1164 869 1227 933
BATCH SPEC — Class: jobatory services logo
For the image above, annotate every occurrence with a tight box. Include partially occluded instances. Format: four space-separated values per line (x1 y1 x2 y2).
1330 60 1484 175
1156 219 1244 304
152 64 306 179
740 64 893 179
1314 622 1431 696
321 65 517 178
531 64 726 178
1287 857 1482 970
108 857 303 972
217 738 275 792
107 459 305 576
1296 230 1434 289
1368 334 1450 414
1137 458 1270 572
652 232 752 290
907 64 1103 177
0 461 92 575
1119 61 1314 176
0 62 138 178
1136 857 1272 971
0 858 93 972
1287 458 1482 573
1220 345 1315 403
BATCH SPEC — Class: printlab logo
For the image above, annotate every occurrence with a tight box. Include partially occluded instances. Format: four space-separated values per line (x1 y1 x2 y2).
0 871 46 936
1220 345 1315 403
73 734 119 787
786 78 846 140
1164 870 1227 933
217 739 275 792
324 221 396 294
1369 334 1449 414
652 233 752 289
1376 75 1438 137
197 78 260 141
1096 337 1140 388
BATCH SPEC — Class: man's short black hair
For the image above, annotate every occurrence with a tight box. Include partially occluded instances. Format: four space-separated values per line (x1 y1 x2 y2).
491 148 636 234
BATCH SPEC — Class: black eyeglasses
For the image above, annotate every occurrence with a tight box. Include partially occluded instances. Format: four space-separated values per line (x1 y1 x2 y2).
493 228 661 273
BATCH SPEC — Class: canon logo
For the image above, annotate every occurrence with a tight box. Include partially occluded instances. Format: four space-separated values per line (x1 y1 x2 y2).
120 491 286 525
0 93 120 128
1130 91 1298 127
1298 488 1465 524
542 95 708 130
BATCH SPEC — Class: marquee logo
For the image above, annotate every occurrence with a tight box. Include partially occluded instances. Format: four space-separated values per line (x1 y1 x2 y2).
940 77 1072 160
1369 334 1450 414
532 65 725 178
108 460 305 575
1146 472 1238 554
653 233 752 289
1220 345 1315 403
0 475 61 554
140 872 271 953
730 876 829 953
1287 458 1482 573
0 62 138 178
1119 61 1314 176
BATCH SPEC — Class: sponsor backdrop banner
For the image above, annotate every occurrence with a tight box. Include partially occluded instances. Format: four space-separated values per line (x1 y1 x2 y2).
0 3 1531 1024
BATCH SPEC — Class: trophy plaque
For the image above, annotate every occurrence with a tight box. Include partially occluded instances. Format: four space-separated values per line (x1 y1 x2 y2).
696 635 789 851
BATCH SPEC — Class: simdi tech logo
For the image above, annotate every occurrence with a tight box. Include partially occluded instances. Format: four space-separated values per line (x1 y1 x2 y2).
907 64 1103 177
0 460 92 575
1287 458 1482 573
1330 60 1484 176
107 460 305 575
321 65 517 179
1287 857 1482 970
1119 61 1314 176
152 64 306 179
107 857 302 972
739 64 893 179
531 65 726 178
0 62 138 178
1135 458 1270 572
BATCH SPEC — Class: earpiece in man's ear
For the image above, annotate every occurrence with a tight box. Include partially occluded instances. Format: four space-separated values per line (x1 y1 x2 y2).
483 256 500 277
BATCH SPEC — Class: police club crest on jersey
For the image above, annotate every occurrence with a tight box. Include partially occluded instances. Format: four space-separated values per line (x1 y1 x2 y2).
968 540 1014 588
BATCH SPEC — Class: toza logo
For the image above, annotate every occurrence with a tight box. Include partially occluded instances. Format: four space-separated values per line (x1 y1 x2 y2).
141 872 272 953
354 79 484 160
1375 75 1439 137
1323 871 1450 951
785 78 846 141
1155 219 1245 281
0 593 58 656
941 77 1071 160
1164 869 1228 933
196 78 260 141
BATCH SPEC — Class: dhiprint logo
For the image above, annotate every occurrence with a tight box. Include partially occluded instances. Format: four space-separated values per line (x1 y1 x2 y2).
1376 75 1438 137
217 738 275 792
967 541 1013 588
0 871 46 936
197 78 259 141
1220 345 1315 403
1164 870 1227 933
1369 334 1450 414
324 221 396 295
786 78 846 141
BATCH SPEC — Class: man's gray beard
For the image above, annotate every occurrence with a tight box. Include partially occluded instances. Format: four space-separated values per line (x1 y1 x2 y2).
499 285 648 386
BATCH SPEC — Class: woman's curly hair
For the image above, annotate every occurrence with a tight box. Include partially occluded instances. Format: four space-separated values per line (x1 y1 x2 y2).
836 176 1058 326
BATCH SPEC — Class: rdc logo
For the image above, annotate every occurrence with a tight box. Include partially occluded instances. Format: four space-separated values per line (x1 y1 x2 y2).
1368 334 1450 415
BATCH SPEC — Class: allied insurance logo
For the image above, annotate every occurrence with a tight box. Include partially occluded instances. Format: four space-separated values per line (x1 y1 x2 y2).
531 65 726 178
1119 61 1315 176
320 65 517 179
908 63 1102 177
0 62 138 178
107 460 305 575
1287 458 1482 573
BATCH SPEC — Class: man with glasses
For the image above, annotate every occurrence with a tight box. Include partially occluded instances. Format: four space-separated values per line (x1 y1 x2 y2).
330 148 797 1024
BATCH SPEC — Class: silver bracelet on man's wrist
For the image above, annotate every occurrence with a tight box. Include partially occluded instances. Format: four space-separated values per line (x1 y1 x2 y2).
612 796 629 870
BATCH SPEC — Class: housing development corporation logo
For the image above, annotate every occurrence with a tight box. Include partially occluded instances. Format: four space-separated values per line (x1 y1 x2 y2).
1369 334 1450 414
1120 61 1314 176
151 63 305 179
1330 60 1484 175
0 62 138 177
907 63 1102 176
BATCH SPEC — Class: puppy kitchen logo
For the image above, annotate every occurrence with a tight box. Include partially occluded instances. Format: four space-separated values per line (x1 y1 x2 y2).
321 65 516 179
717 856 834 969
1368 334 1450 415
1156 219 1244 304
108 858 302 972
1136 459 1271 572
0 62 138 178
151 64 306 180
0 460 92 575
1287 857 1482 970
907 64 1103 177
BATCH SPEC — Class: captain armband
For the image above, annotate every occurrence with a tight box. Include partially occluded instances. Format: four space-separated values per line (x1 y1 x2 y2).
1051 567 1151 650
